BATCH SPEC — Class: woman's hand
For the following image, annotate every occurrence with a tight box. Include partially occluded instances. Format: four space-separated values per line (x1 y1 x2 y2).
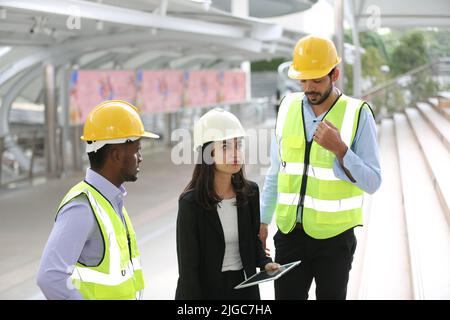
264 262 281 272
259 224 271 257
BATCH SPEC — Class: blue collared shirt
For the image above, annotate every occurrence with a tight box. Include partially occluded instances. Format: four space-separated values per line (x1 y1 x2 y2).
36 168 128 300
260 95 382 225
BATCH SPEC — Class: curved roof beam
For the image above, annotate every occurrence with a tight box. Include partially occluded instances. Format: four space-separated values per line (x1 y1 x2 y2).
0 30 266 88
127 52 183 70
0 46 93 136
0 65 43 172
211 0 317 18
169 54 219 69
82 51 121 69
0 65 41 136
0 0 246 38
29 51 123 104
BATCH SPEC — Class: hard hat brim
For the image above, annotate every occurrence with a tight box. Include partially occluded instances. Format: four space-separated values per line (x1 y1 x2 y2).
193 132 247 152
81 131 160 141
288 58 341 80
141 131 160 139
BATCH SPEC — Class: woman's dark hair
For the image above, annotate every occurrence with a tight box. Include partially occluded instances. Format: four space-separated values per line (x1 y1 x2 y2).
180 141 253 211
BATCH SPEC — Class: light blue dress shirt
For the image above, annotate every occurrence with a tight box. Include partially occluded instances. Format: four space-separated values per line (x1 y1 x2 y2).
260 95 382 225
36 168 135 300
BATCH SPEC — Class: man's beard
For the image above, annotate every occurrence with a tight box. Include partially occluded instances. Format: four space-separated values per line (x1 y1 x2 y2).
121 168 139 182
125 174 138 182
305 83 334 105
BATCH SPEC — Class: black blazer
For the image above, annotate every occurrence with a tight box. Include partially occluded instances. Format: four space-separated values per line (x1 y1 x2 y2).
175 181 272 300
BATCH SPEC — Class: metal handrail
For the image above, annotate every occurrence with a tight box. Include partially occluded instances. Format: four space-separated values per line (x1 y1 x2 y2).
361 61 436 99
0 130 43 187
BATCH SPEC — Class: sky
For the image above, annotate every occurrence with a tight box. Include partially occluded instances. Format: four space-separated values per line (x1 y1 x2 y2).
265 0 335 39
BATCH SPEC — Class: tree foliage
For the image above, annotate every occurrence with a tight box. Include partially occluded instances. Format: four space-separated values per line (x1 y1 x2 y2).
390 31 429 76
251 57 285 72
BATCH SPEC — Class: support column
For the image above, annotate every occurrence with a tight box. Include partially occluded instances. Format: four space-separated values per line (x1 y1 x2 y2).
232 0 251 101
349 0 362 98
0 136 3 184
73 124 83 171
60 64 71 174
44 64 59 177
334 0 345 91
165 113 172 147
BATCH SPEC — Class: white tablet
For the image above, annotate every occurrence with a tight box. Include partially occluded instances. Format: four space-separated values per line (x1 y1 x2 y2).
234 260 301 289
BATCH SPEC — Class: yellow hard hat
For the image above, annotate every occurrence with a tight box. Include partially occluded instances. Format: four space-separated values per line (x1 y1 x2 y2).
81 100 159 152
288 35 341 80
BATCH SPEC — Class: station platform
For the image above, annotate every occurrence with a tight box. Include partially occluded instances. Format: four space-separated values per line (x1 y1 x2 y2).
1 100 449 300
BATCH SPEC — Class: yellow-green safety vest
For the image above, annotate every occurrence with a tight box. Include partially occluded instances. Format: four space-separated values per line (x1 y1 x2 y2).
57 181 145 299
275 92 366 239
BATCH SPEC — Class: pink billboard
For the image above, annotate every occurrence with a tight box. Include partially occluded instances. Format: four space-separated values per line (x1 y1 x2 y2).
222 71 246 103
69 70 136 125
136 70 184 113
69 69 247 123
184 70 220 108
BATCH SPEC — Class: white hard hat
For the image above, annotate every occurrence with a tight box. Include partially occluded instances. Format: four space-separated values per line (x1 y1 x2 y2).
193 108 246 151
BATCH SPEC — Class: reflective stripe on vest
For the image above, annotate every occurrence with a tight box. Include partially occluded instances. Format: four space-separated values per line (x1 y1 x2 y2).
70 258 142 285
275 92 365 239
277 193 364 212
280 162 340 181
58 181 144 299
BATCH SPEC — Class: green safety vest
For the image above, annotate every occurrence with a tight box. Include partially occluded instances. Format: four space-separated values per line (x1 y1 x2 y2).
275 92 366 239
57 181 145 300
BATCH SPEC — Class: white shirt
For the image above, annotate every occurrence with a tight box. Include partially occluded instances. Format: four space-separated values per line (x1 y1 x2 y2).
217 198 243 272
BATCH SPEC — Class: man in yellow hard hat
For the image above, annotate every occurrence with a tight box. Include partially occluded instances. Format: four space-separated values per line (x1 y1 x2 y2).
37 100 159 300
259 35 382 299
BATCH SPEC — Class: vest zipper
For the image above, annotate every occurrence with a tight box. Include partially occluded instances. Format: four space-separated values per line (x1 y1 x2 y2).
124 224 134 269
277 136 286 168
296 141 312 223
294 92 342 226
120 213 134 272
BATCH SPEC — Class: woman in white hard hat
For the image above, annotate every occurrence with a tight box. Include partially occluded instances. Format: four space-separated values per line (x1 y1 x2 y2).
175 108 279 300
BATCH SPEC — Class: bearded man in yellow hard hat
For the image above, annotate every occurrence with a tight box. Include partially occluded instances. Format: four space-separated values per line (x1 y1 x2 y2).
37 100 159 300
259 35 382 299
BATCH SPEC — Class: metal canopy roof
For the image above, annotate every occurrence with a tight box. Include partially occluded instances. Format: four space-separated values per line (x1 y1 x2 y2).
210 0 318 18
0 0 311 173
0 0 308 109
348 0 450 30
0 0 305 85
